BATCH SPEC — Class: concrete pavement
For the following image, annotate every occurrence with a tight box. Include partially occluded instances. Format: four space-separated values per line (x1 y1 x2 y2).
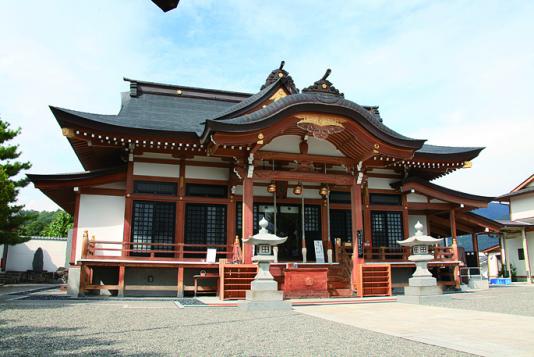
295 302 534 357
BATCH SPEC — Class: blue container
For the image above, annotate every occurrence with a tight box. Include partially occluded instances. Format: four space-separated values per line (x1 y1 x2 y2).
490 278 511 285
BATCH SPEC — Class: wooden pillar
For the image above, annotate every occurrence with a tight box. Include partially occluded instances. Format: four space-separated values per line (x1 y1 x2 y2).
401 193 409 239
450 208 460 288
118 265 125 297
242 177 254 264
350 178 363 291
521 228 532 284
122 160 134 257
69 191 81 265
502 234 512 279
472 233 480 268
176 161 186 259
177 266 184 298
321 199 329 251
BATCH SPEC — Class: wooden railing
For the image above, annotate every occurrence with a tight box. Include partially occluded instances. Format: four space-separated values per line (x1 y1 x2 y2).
363 246 455 262
82 237 231 262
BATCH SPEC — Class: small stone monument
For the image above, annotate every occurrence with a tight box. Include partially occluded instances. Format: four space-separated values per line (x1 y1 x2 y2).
240 217 292 311
397 221 450 303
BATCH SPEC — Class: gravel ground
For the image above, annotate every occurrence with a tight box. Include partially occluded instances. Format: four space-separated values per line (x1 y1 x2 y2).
0 300 471 357
421 285 534 316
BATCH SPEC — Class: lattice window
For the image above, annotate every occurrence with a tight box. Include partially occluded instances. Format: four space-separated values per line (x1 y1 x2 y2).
304 205 320 232
371 211 403 248
330 209 352 242
369 194 402 206
131 201 176 253
134 181 177 196
235 202 261 238
185 204 226 246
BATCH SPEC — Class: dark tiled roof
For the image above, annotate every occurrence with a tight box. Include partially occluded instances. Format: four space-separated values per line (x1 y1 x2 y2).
395 176 494 202
27 165 126 183
417 144 484 156
203 92 424 148
208 80 281 121
497 186 534 200
53 93 237 136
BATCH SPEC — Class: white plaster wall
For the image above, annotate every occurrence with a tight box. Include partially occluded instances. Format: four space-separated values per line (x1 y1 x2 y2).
367 168 397 175
136 152 174 159
510 193 534 221
76 195 125 262
406 193 427 203
408 215 428 236
505 235 526 276
307 137 344 157
133 162 179 178
261 135 300 153
367 177 397 190
185 166 228 180
6 238 68 272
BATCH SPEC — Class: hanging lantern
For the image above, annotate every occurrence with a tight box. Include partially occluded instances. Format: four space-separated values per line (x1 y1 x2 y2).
293 182 303 195
319 185 329 197
267 182 277 193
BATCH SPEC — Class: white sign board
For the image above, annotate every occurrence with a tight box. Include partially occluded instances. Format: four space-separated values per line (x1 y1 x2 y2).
206 248 217 263
314 240 325 263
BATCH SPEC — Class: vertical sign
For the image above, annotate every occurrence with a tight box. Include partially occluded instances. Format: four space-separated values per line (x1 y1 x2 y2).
314 240 325 263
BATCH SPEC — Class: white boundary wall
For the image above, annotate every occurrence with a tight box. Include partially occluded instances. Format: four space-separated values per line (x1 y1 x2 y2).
6 237 67 272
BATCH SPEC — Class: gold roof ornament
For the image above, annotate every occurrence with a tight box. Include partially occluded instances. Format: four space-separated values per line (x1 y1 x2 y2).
296 115 345 140
463 161 472 168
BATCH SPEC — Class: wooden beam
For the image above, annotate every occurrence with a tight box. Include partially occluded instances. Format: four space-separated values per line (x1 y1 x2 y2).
254 169 354 185
255 151 352 166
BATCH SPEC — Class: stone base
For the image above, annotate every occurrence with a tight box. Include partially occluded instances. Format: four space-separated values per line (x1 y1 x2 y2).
397 294 452 305
246 289 284 301
239 300 293 311
404 285 443 296
468 279 489 290
67 266 81 297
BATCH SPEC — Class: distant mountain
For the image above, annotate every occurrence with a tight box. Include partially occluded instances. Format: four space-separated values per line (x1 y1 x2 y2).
473 202 510 221
454 202 508 252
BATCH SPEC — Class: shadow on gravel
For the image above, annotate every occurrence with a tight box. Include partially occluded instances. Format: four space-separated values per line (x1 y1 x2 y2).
0 318 132 356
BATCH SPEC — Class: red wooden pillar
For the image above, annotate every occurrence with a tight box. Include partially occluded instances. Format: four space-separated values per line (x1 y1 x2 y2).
69 191 81 266
242 177 254 263
227 196 236 260
122 161 134 257
472 233 480 267
350 178 364 291
450 208 461 288
118 264 125 297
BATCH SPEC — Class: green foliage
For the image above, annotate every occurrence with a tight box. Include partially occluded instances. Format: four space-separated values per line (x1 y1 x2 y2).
41 210 73 238
32 247 44 272
19 210 57 236
0 118 31 245
19 210 73 238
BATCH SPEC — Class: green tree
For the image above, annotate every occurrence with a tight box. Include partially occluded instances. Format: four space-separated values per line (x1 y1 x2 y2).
19 210 56 236
41 210 73 238
0 119 31 245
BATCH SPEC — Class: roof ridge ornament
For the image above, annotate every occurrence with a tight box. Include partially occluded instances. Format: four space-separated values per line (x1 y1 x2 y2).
302 68 344 97
260 61 298 94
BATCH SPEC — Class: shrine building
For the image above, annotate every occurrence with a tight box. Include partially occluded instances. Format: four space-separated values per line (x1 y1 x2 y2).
28 62 500 299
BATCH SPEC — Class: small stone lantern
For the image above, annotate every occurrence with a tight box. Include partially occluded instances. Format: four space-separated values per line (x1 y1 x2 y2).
398 221 443 298
240 217 292 310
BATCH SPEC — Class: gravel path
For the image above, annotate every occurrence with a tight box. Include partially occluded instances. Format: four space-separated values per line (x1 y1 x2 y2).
421 285 534 316
0 300 471 357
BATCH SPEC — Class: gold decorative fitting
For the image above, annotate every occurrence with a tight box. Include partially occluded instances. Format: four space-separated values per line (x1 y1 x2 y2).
373 143 380 149
61 128 75 138
258 133 264 140
321 83 327 89
319 185 329 197
278 72 284 78
463 161 472 168
176 89 182 95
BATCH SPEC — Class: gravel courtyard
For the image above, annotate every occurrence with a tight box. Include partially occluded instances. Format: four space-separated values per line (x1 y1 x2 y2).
0 299 471 357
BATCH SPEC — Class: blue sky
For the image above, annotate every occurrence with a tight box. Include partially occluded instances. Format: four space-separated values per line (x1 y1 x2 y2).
0 0 533 211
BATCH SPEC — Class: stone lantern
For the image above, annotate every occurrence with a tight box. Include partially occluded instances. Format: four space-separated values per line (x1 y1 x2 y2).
398 221 444 298
240 217 292 310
